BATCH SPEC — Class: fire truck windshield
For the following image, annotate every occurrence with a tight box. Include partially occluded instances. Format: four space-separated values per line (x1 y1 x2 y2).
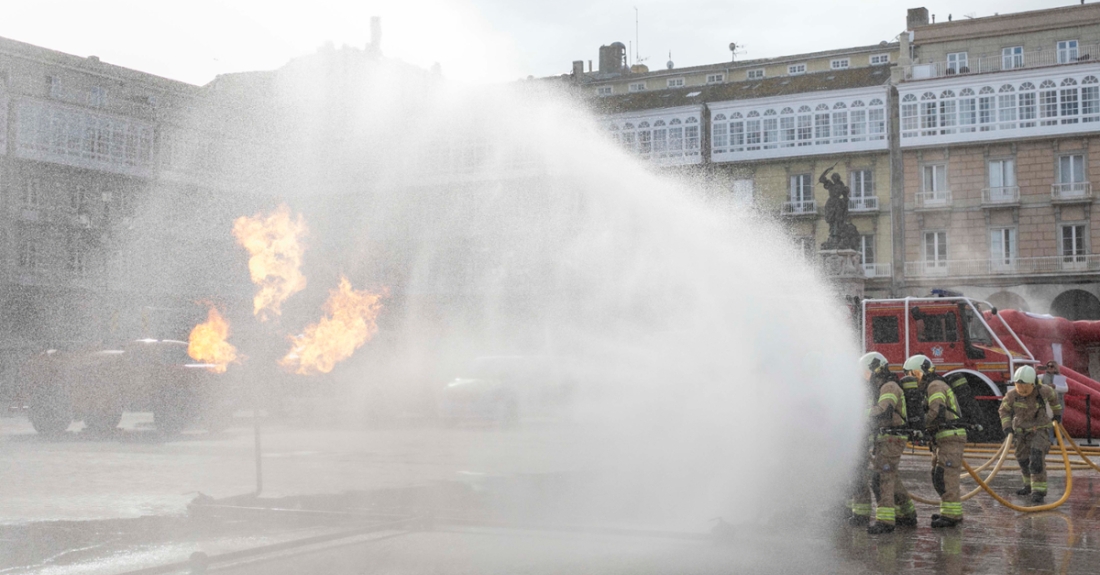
963 305 994 346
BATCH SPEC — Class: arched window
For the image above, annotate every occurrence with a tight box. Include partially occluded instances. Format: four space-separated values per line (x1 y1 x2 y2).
920 93 938 135
652 119 668 155
1083 77 1100 122
977 87 996 131
1040 80 1058 125
939 90 957 134
796 106 813 146
901 94 918 137
637 121 652 155
763 110 778 148
607 124 621 145
1061 78 1080 123
712 114 728 152
729 112 745 152
684 117 700 153
621 122 637 151
955 88 976 132
833 102 847 109
998 85 1017 130
779 108 796 147
831 102 849 143
667 119 683 154
746 111 762 150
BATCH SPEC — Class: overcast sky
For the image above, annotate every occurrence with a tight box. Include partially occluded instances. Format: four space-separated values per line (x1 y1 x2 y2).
0 0 1081 86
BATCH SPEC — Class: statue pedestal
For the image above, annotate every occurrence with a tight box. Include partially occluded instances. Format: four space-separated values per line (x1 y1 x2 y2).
818 249 865 299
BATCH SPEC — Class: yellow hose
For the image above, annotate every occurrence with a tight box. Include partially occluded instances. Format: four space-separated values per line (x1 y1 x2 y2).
1060 431 1100 474
959 423 1073 513
907 433 1012 505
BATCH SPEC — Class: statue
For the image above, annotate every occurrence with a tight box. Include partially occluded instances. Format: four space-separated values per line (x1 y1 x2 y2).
819 163 861 251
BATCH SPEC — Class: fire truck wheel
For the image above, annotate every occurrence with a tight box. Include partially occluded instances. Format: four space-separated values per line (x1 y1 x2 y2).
84 408 124 434
28 391 73 436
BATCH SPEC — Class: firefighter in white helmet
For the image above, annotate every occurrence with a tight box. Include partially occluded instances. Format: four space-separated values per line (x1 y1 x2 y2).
904 353 966 528
853 352 918 534
999 365 1063 503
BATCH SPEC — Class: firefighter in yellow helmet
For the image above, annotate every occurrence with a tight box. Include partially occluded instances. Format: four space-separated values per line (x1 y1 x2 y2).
999 365 1063 502
905 353 966 528
854 352 918 534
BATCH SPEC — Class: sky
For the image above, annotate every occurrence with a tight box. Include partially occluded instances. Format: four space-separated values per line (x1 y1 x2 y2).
0 0 1083 86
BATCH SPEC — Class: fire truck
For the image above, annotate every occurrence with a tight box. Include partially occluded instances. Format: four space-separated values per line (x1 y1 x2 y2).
862 295 1100 440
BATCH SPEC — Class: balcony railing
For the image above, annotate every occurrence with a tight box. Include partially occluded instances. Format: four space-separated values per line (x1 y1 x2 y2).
1052 182 1092 202
916 190 951 209
982 186 1020 205
782 199 817 216
904 255 1100 278
904 43 1100 81
849 196 879 212
863 262 892 278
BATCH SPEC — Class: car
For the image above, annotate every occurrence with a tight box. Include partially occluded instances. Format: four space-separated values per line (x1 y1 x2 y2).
439 355 575 426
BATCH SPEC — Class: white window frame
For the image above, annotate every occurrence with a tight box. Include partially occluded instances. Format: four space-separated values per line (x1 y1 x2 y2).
830 59 850 70
1058 153 1086 184
706 73 725 84
924 230 948 267
860 234 876 265
747 69 765 80
947 52 968 73
788 63 807 75
596 86 613 97
1058 40 1080 64
790 174 813 202
797 237 816 261
731 178 754 207
628 82 646 92
923 163 948 192
1061 223 1088 264
870 54 890 65
1002 46 1024 70
988 158 1017 189
990 227 1018 270
667 77 685 88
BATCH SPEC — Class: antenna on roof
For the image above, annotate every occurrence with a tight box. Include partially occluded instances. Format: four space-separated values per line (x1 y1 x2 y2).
729 42 746 62
634 7 645 65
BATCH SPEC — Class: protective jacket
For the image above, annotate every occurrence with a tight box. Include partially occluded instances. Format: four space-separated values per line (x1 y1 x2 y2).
868 379 907 430
999 386 1062 432
925 378 967 441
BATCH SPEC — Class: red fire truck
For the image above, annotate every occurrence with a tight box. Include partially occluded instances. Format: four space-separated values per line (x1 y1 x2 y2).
862 295 1100 440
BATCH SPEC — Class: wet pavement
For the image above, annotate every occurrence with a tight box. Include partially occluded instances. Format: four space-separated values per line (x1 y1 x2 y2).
2 413 1100 574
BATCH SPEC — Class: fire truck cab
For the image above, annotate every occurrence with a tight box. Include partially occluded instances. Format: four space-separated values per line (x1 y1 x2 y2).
862 296 1037 438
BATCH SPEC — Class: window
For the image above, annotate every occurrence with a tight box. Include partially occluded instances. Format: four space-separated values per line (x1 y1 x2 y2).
831 59 850 70
870 54 890 65
790 174 813 203
1083 76 1100 122
22 178 42 208
860 234 876 265
17 235 38 270
628 82 646 92
990 228 1017 270
747 69 764 80
788 64 806 75
596 86 612 96
797 237 816 260
924 231 947 265
988 159 1016 191
1062 224 1087 262
947 52 968 73
1061 78 1080 124
1059 154 1085 184
1058 40 1079 64
90 86 106 108
1002 47 1024 70
871 316 900 344
706 73 725 84
917 312 958 343
850 169 873 201
667 78 684 88
1040 80 1059 126
923 164 947 192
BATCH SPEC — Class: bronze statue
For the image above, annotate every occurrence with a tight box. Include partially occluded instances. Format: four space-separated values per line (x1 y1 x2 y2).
819 163 861 251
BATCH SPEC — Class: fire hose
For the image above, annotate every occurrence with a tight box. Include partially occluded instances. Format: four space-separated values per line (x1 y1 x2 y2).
906 433 1013 505
958 423 1074 512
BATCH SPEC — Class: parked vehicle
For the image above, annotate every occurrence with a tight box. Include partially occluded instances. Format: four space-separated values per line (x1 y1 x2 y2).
16 339 240 435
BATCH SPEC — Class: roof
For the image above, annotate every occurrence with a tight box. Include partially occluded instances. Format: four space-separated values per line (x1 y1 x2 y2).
588 64 894 115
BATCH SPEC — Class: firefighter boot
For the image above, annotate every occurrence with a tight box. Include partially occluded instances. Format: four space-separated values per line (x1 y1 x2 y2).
867 522 895 535
931 515 962 528
895 514 918 527
847 515 870 527
1016 485 1032 496
1030 491 1046 503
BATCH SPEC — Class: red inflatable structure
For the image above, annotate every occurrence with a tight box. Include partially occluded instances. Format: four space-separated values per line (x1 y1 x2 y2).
985 308 1100 438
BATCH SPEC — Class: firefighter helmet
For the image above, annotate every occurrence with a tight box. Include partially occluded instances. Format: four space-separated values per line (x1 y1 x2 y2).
1012 365 1037 385
903 354 933 374
859 352 889 373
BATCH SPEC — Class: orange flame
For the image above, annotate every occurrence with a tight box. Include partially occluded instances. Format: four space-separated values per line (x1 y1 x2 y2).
232 204 308 321
279 277 385 375
188 307 239 373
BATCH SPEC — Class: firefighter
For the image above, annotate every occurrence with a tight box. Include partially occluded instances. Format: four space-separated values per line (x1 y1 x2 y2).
947 374 980 436
854 352 918 534
999 365 1064 503
904 354 966 528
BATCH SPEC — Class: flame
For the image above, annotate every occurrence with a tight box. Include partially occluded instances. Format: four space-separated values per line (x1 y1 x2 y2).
232 204 308 321
188 307 239 373
279 277 385 375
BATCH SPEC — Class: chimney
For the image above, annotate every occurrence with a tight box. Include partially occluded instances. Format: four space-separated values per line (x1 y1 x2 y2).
572 60 585 81
368 16 382 55
907 7 930 29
